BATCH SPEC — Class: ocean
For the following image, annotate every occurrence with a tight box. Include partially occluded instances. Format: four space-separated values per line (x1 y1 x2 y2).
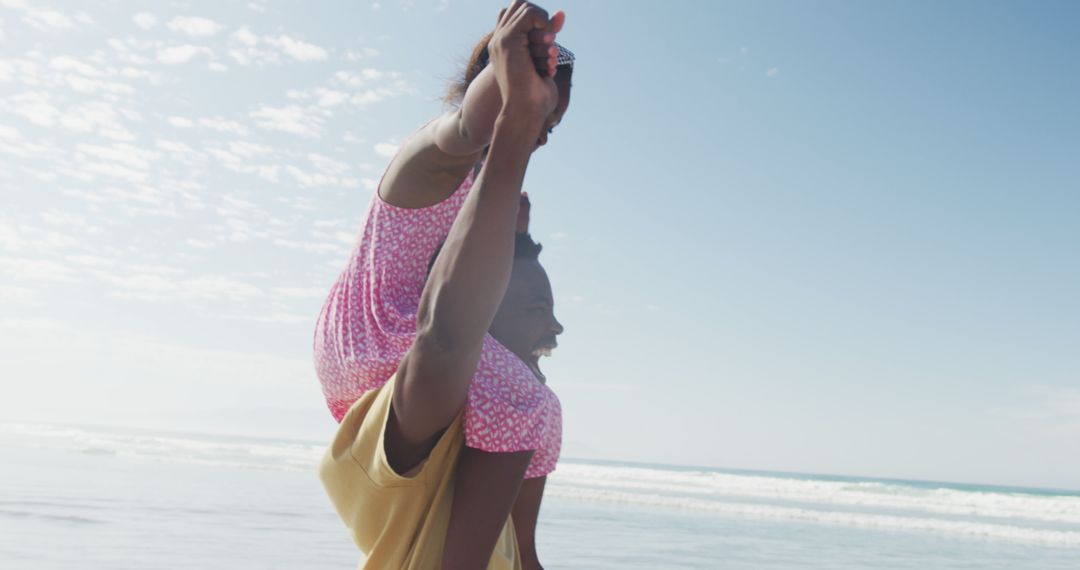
1 421 1077 569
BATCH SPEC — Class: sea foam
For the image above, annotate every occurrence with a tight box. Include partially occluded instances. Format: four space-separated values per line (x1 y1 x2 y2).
5 422 1078 547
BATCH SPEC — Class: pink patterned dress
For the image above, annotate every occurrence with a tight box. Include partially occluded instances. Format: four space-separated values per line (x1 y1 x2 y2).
313 164 561 479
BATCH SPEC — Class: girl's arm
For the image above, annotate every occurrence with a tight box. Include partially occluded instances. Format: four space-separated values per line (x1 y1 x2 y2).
376 68 501 209
432 65 503 158
379 23 555 209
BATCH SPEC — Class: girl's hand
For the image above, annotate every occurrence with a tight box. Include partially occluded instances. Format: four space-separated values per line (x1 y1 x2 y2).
526 12 563 78
489 1 562 119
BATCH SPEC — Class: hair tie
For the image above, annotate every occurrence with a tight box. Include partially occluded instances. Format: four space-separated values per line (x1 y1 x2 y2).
555 43 575 67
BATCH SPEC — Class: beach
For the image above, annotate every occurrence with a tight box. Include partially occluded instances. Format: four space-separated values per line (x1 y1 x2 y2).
2 421 1078 569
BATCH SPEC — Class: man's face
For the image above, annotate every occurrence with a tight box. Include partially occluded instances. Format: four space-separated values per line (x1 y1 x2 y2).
488 258 563 383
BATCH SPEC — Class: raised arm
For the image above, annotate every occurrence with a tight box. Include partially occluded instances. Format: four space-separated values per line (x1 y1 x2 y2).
380 1 564 565
388 0 561 464
379 12 559 209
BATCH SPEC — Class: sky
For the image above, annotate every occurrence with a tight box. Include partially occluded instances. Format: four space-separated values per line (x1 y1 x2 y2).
1 0 1078 490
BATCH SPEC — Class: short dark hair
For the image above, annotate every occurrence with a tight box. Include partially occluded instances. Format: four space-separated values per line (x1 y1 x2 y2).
427 233 543 276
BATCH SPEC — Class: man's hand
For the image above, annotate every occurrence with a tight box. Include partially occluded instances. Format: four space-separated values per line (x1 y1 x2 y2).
516 192 531 234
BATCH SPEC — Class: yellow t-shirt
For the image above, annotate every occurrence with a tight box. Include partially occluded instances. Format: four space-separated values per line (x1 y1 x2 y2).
319 374 521 569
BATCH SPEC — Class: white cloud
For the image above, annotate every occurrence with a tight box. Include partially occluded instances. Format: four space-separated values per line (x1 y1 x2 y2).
0 284 38 304
226 42 286 67
314 69 412 108
88 267 265 302
56 101 131 139
166 16 223 37
250 105 323 138
351 89 395 106
0 256 81 283
0 222 25 251
156 44 213 65
316 89 348 107
332 69 378 87
132 12 158 30
49 56 102 77
23 8 75 31
766 67 780 78
168 116 195 128
374 142 398 157
280 163 358 190
62 75 132 96
284 165 332 188
65 255 114 267
206 147 241 165
231 26 259 46
182 276 263 300
154 138 199 153
282 163 358 191
265 34 328 62
1 91 59 126
0 221 82 254
272 286 327 299
227 140 271 158
273 237 349 256
221 312 311 324
208 61 228 72
79 161 149 185
76 142 157 171
344 47 380 61
197 116 246 135
3 3 90 32
308 153 350 176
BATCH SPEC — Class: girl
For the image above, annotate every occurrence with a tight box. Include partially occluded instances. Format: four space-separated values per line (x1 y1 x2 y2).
316 2 572 567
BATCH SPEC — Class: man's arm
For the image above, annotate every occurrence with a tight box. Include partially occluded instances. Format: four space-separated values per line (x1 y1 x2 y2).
442 448 535 568
512 476 547 569
387 0 561 465
382 3 562 564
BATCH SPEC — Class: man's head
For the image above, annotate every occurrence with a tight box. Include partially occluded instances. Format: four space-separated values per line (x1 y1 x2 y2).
428 233 563 383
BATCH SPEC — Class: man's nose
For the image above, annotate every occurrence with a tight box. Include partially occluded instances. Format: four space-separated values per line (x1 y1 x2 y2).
551 316 564 336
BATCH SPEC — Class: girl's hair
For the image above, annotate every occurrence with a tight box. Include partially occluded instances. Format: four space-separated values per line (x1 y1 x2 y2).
445 32 495 106
444 33 574 107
